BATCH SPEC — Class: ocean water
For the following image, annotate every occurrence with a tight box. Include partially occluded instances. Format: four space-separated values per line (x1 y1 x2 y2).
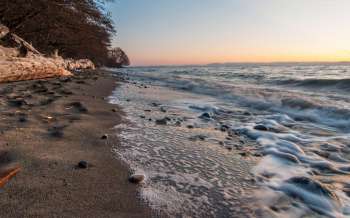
109 63 350 217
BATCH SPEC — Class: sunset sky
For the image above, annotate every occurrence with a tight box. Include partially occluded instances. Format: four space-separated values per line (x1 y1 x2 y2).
107 0 350 66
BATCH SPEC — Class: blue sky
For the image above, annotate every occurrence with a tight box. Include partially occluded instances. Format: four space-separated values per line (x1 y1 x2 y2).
107 0 350 66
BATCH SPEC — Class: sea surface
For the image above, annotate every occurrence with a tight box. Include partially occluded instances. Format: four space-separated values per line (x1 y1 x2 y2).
109 63 350 217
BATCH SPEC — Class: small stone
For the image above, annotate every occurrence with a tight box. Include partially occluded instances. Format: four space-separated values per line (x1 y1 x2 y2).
101 134 108 139
187 125 194 129
128 174 145 184
160 107 167 113
198 135 206 141
8 99 26 107
199 112 212 120
239 152 248 156
151 102 160 107
243 111 251 116
175 121 182 126
254 124 268 131
155 118 167 125
112 108 117 112
18 117 27 122
220 124 230 132
140 115 146 119
78 161 88 169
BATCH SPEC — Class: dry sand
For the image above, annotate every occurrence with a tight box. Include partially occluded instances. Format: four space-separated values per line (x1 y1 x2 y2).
0 70 153 218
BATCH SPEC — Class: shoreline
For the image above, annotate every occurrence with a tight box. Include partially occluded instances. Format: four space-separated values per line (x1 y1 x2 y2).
0 70 153 217
111 74 259 217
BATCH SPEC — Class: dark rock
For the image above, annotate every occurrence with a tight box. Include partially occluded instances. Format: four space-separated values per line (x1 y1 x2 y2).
165 117 171 121
155 118 167 125
243 111 252 116
220 124 230 132
112 108 117 112
128 174 145 184
226 146 233 151
160 107 167 113
18 116 27 123
8 98 26 107
190 135 207 141
198 135 206 141
254 124 268 131
140 115 146 119
187 125 194 129
78 161 88 169
151 102 161 107
48 125 66 138
199 112 212 120
239 151 248 156
101 134 108 140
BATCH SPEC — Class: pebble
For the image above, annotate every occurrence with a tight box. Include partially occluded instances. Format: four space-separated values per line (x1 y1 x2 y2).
199 112 212 120
18 117 27 122
254 124 268 131
78 161 88 169
128 174 145 184
101 134 108 139
155 118 168 125
220 124 230 132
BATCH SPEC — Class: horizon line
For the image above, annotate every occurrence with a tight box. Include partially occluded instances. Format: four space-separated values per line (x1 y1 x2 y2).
130 60 350 68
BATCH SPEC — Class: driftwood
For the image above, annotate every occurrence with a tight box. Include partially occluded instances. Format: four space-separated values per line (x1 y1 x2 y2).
0 23 96 83
0 166 21 188
0 56 72 83
0 24 9 39
0 24 41 56
3 33 41 56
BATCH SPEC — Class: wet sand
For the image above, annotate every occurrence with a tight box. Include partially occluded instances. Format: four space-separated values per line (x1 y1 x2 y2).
0 70 153 217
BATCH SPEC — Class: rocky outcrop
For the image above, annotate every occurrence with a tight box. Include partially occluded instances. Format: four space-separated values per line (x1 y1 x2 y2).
0 23 95 83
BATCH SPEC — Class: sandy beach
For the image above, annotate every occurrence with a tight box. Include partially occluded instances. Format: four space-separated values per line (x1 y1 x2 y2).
0 70 153 218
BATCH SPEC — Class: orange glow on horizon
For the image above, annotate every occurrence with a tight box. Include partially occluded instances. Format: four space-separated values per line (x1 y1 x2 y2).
132 52 350 66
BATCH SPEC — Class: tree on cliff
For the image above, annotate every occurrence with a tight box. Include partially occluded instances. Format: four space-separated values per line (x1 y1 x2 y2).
107 47 130 68
0 0 116 65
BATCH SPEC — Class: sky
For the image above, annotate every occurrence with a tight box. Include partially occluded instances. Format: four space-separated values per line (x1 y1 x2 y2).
107 0 350 66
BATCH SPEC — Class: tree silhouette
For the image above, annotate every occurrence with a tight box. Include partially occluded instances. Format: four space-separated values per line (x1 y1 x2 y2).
107 47 130 68
0 0 116 66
